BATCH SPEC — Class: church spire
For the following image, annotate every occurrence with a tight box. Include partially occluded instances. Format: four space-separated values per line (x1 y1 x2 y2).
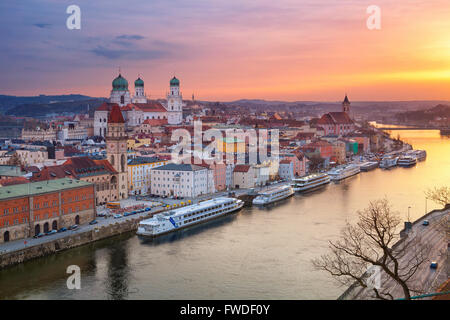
342 94 350 114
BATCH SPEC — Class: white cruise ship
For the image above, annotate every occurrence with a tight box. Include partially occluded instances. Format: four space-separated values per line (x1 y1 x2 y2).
328 164 360 181
379 155 399 169
406 150 427 161
252 185 294 206
136 197 244 237
291 173 330 192
398 156 417 167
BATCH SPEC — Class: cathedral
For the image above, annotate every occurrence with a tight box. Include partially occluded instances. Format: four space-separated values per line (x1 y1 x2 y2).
94 73 184 137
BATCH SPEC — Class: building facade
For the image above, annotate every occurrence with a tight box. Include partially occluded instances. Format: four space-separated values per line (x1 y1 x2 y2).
317 95 356 136
94 74 184 137
150 163 213 197
128 157 169 195
106 105 128 200
0 178 95 243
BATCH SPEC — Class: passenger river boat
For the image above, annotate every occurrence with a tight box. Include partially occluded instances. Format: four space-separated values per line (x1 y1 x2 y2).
327 164 360 181
252 185 294 206
397 156 417 167
291 173 330 193
136 197 244 237
379 155 399 169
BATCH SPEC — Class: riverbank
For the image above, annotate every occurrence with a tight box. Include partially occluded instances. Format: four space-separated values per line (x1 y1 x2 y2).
0 207 166 269
0 184 274 269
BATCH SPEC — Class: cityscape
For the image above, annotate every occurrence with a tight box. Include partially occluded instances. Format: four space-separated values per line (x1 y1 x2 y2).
0 0 449 308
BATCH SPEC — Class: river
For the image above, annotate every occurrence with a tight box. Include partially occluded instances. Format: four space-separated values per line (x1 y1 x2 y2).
1 127 449 299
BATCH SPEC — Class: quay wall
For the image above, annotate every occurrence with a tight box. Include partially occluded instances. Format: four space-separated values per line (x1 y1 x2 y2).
0 209 164 269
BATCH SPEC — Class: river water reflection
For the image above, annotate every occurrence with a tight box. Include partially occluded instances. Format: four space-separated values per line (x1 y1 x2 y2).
0 128 449 299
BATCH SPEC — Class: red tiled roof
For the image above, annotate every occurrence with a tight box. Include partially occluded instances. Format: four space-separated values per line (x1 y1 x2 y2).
317 114 334 125
143 118 168 126
233 164 250 173
295 132 315 140
121 104 141 111
328 112 354 124
135 101 167 113
31 156 118 182
0 177 30 186
108 104 125 124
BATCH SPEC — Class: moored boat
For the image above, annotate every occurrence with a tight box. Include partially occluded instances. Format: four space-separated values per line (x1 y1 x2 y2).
359 161 379 172
291 173 330 192
379 155 399 169
136 197 244 237
252 185 294 206
406 150 426 161
327 164 360 181
397 156 417 167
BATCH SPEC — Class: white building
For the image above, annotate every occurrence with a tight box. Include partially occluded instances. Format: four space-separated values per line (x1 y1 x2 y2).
150 163 214 197
127 156 169 196
166 76 183 125
278 159 294 180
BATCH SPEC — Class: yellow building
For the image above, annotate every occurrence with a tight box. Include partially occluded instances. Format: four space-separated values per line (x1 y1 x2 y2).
332 140 347 164
127 137 153 151
217 137 245 154
127 156 169 195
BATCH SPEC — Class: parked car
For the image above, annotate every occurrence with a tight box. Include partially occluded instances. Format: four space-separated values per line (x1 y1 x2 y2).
430 261 438 269
113 214 122 219
422 220 430 226
145 207 151 212
97 212 106 217
57 227 67 233
45 230 57 236
89 220 98 225
33 233 45 238
69 224 79 230
123 212 132 217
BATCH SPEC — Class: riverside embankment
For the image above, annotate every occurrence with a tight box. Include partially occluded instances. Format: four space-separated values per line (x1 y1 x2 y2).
0 210 161 269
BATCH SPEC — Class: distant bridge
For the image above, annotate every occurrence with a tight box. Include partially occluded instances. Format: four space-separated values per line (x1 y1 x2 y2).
377 126 446 131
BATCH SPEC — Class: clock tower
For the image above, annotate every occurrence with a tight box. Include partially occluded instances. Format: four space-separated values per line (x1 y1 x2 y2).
106 104 128 200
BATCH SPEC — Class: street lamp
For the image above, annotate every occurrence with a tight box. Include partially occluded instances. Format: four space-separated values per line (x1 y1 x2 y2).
407 206 411 222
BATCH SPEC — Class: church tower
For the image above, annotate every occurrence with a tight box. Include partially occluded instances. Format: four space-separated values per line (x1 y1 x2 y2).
106 105 128 200
110 73 131 107
132 76 147 103
167 76 183 125
342 94 351 114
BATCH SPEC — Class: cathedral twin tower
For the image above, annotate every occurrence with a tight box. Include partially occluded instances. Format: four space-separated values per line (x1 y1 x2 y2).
109 73 183 125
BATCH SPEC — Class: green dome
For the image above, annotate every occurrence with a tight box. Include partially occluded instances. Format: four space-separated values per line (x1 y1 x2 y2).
134 77 144 87
112 74 128 91
170 76 180 86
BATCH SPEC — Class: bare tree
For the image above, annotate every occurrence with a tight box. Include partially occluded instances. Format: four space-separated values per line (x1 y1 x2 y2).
425 186 450 208
312 199 431 300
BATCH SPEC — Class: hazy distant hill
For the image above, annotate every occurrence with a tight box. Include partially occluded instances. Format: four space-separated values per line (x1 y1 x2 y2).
395 104 450 123
0 94 106 117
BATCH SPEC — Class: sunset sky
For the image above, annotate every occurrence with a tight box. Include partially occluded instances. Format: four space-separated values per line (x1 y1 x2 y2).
1 0 450 101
